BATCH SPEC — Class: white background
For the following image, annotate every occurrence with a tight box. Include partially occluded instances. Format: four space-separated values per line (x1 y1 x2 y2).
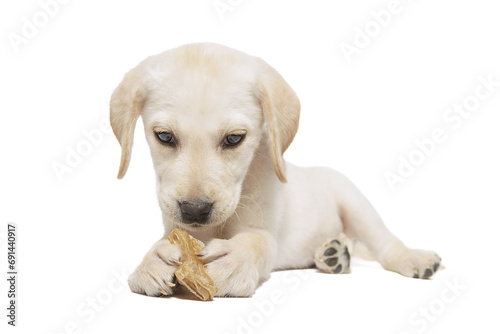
1 0 499 333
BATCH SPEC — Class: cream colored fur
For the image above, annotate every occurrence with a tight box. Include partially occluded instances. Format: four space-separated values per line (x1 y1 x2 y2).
110 43 441 297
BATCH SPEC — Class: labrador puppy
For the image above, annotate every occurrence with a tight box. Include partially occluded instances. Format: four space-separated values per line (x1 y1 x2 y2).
110 43 441 297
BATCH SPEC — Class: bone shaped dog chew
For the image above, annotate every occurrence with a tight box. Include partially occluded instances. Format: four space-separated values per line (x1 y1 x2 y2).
167 228 217 301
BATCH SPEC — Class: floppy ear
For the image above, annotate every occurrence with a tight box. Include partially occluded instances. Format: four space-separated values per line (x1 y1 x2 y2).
256 60 300 183
110 67 147 179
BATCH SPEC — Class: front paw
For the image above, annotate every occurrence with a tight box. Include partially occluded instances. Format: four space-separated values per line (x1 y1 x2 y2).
128 240 182 297
199 239 260 297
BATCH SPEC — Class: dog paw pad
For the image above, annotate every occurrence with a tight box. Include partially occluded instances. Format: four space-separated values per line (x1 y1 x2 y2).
323 247 337 256
314 238 351 274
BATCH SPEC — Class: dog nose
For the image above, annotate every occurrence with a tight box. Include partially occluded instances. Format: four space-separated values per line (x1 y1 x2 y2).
179 201 213 223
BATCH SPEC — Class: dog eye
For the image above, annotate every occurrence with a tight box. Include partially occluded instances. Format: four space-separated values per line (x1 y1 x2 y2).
223 134 245 147
155 132 175 145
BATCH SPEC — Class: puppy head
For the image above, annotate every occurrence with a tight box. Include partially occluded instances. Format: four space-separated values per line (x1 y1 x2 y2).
110 43 300 229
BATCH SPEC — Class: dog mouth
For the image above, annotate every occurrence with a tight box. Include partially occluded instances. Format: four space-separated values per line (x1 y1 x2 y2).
179 222 205 229
173 215 218 231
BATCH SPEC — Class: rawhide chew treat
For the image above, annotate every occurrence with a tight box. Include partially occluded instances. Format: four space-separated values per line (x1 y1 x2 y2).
167 228 217 301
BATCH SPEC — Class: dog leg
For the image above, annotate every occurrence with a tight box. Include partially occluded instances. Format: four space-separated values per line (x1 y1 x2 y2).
198 230 277 297
127 239 182 296
336 175 441 279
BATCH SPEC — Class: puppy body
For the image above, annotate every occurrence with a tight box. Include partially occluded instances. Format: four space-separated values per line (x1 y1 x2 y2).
111 43 441 297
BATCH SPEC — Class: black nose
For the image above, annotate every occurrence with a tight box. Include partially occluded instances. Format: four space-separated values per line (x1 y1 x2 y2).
179 201 213 223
